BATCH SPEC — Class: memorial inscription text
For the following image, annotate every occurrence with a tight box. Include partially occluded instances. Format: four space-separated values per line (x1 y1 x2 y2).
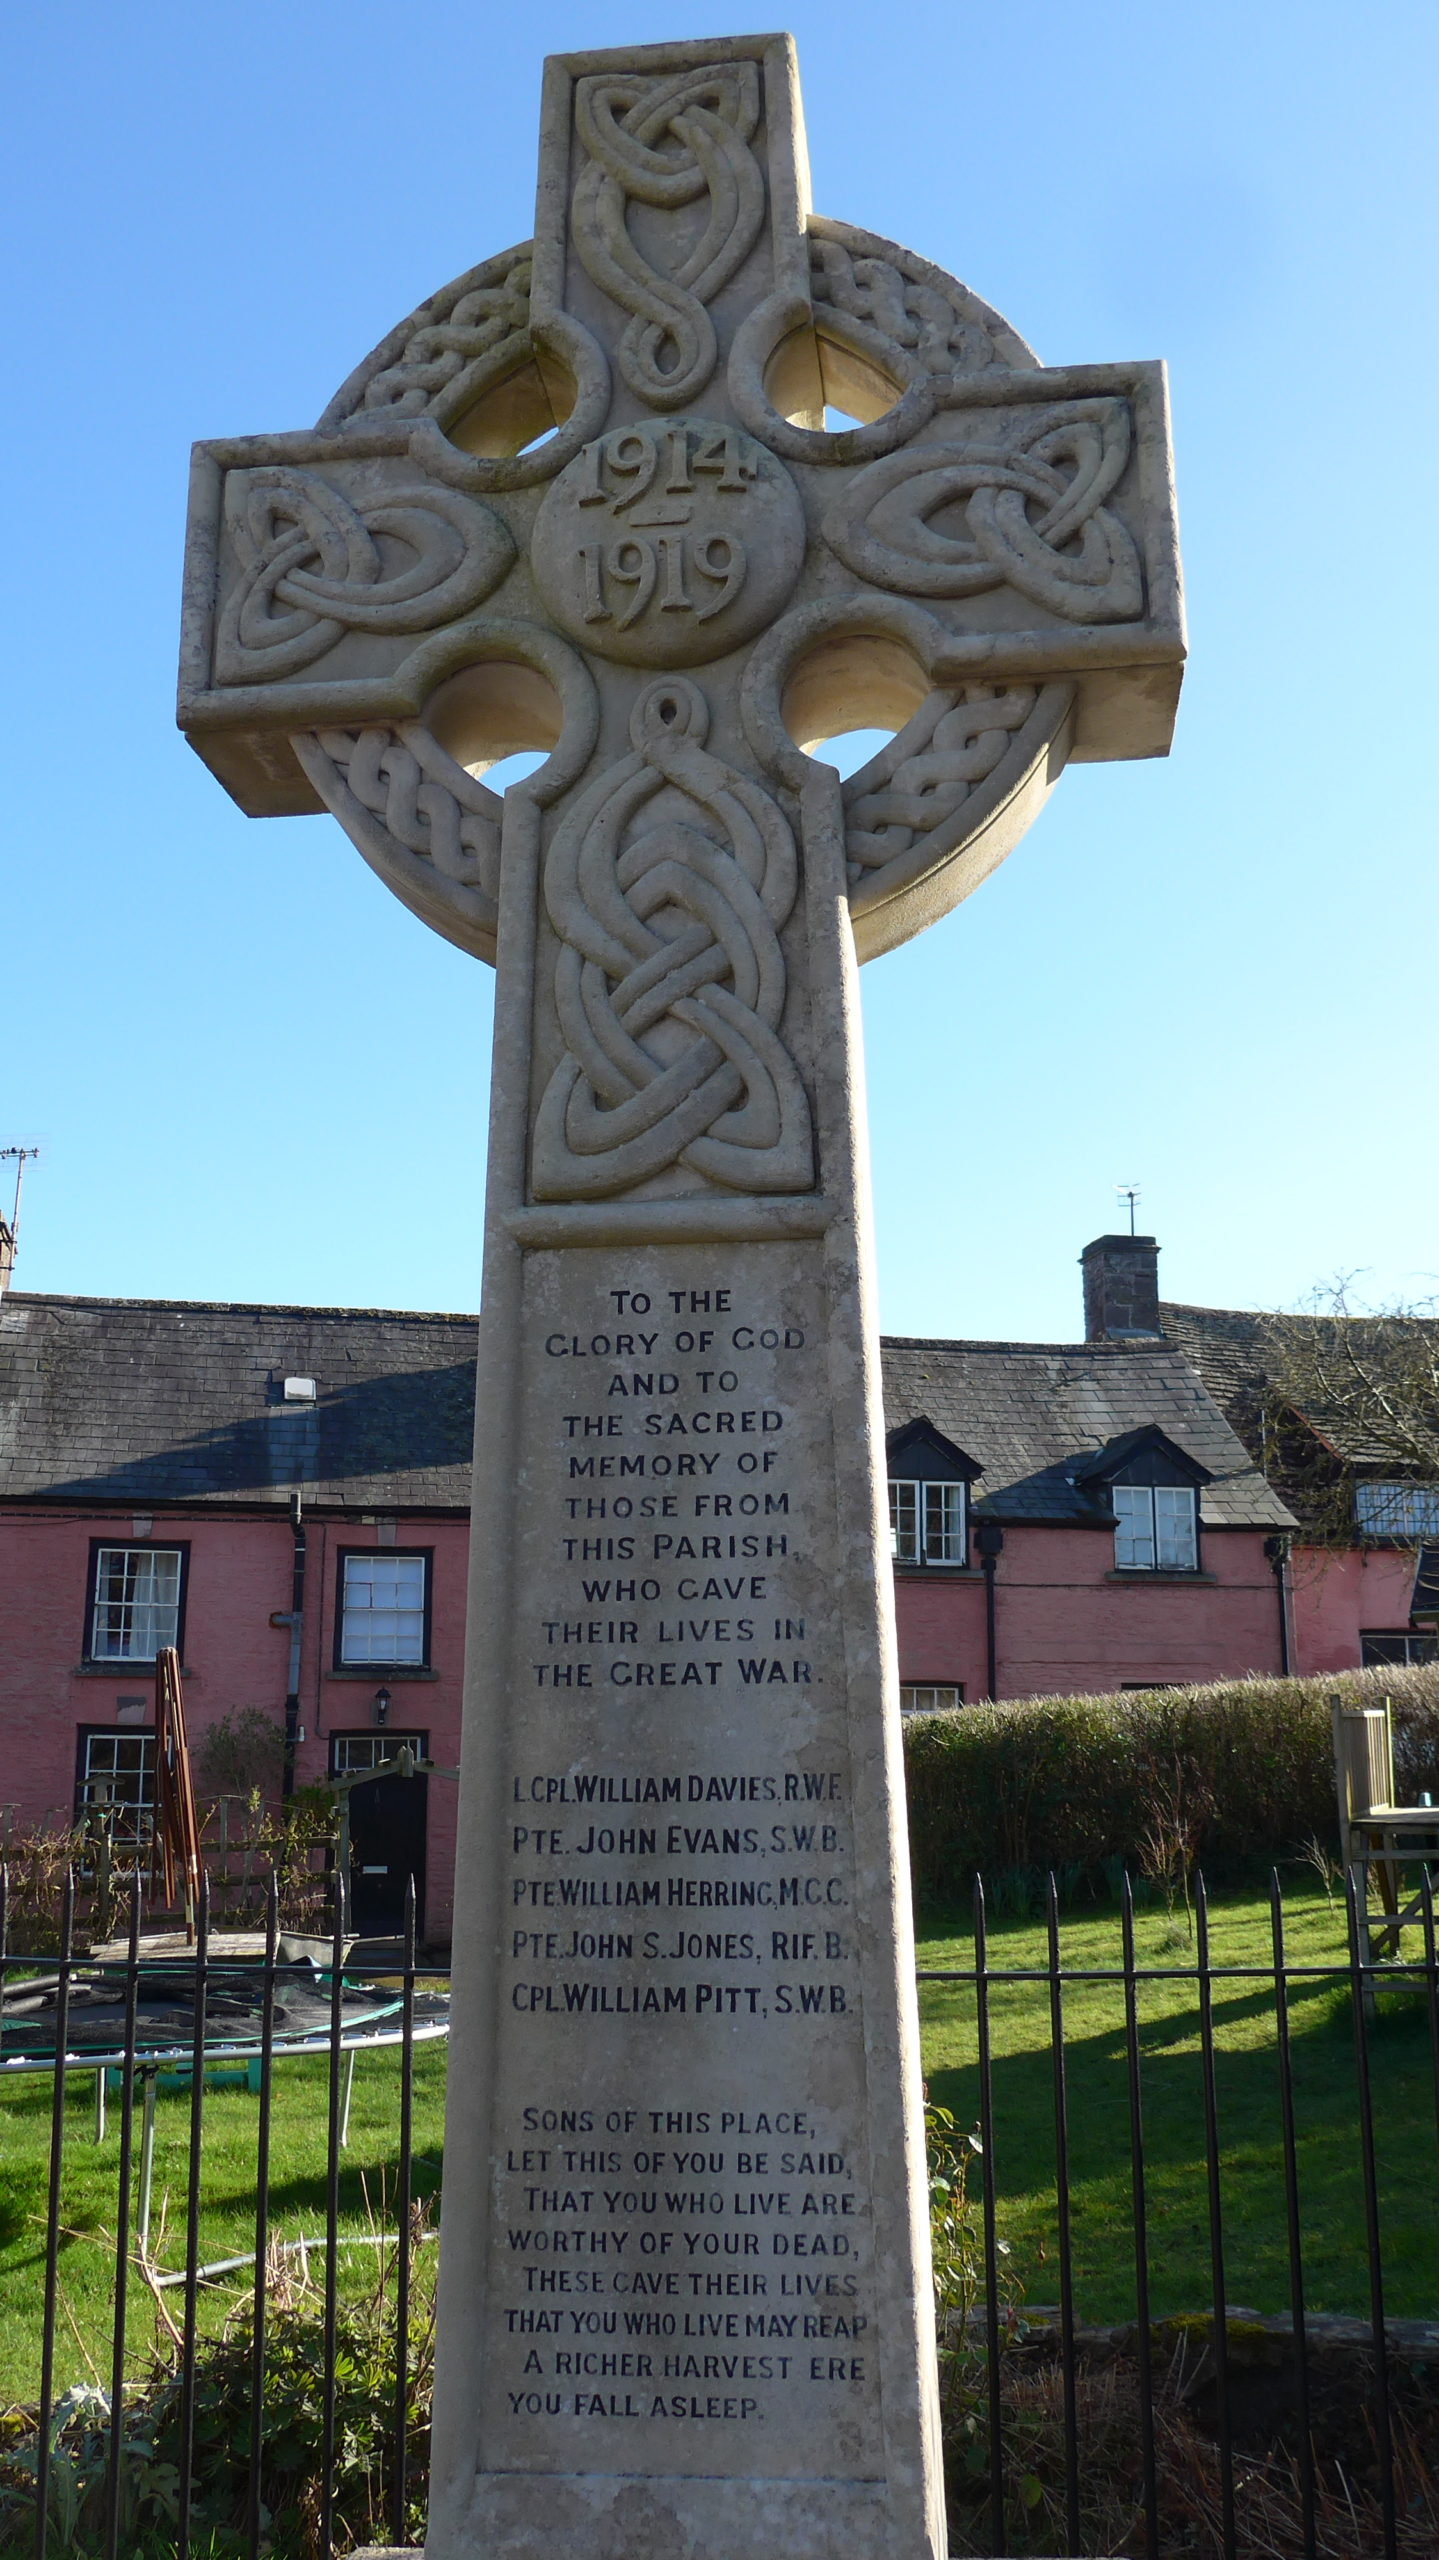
481 1245 880 2476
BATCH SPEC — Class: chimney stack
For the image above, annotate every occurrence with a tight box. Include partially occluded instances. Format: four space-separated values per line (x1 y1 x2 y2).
1081 1234 1161 1340
0 1218 13 1297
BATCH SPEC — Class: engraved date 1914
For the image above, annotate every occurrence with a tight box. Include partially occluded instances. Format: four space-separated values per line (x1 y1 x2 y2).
531 417 805 669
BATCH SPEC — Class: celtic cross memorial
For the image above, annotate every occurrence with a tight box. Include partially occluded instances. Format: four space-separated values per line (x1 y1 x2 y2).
179 33 1183 2560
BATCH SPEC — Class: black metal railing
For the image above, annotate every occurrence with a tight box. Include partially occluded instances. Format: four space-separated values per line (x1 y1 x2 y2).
0 1869 447 2560
2 1865 1435 2559
919 1866 1439 2560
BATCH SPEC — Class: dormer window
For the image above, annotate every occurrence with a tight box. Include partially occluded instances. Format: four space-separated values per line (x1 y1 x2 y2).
885 1417 980 1570
1113 1484 1197 1572
1355 1483 1439 1538
890 1478 966 1564
1073 1425 1211 1577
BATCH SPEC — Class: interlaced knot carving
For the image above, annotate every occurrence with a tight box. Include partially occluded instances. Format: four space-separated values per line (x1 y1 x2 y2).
356 252 533 423
533 678 813 1200
292 724 502 962
809 234 1022 378
572 65 764 411
304 725 501 892
825 399 1143 623
843 687 1041 878
216 467 512 683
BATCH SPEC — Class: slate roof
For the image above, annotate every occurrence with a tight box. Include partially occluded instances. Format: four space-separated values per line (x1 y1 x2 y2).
1160 1300 1425 1470
879 1335 1293 1528
1156 1303 1273 1432
0 1294 477 1511
0 1290 1293 1530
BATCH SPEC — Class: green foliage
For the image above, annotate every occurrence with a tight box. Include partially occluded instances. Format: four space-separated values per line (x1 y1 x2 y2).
0 2383 179 2553
902 1661 1439 1908
926 2097 1016 2339
194 1708 288 1803
0 2238 433 2558
199 1789 337 1933
925 2097 1031 2522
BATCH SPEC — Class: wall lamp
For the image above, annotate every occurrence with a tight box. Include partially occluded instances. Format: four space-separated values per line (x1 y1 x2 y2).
373 1685 391 1728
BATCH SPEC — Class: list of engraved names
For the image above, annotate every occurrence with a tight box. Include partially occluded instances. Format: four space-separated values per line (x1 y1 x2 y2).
482 1247 882 2479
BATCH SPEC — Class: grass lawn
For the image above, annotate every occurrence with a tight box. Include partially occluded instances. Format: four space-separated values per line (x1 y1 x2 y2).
0 2037 447 2409
917 1882 1439 2325
2 1887 1436 2410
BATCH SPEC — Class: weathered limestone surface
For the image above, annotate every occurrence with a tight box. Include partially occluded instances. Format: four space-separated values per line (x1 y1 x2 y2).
180 33 1183 2560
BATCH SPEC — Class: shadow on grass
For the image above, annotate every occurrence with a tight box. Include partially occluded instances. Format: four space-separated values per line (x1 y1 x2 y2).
925 1973 1439 2321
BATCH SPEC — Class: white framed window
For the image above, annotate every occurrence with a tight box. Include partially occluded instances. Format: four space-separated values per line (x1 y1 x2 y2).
337 1551 430 1665
78 1730 156 1843
899 1684 964 1715
1355 1483 1439 1538
889 1480 966 1565
1113 1484 1198 1572
88 1546 183 1660
330 1731 426 1775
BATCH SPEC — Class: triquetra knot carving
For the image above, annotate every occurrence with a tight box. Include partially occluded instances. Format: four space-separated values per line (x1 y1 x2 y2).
216 466 512 683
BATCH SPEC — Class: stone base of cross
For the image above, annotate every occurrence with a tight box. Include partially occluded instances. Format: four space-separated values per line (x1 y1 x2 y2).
180 33 1182 2560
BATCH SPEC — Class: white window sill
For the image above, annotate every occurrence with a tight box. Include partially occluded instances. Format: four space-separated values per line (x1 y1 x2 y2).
1105 1569 1215 1585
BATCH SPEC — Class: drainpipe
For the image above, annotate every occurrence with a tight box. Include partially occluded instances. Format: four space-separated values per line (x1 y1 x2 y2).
974 1521 1005 1702
282 1491 306 1798
1264 1533 1292 1677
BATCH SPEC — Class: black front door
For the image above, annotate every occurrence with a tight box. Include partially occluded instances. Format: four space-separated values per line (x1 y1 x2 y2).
331 1734 428 1937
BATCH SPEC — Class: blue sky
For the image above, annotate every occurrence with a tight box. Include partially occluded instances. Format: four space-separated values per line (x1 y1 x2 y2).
5 1 1435 1340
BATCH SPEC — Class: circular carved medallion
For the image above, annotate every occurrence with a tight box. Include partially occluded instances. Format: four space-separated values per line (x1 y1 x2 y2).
530 417 804 667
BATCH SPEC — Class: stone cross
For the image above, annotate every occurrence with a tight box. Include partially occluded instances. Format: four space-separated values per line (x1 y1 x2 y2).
179 35 1182 2560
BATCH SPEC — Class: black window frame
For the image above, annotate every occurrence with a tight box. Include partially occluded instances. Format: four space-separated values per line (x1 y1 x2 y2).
82 1537 190 1667
332 1546 435 1672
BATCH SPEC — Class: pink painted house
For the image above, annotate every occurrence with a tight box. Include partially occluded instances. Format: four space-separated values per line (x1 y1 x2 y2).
878 1235 1428 1714
1 1228 1428 1943
879 1236 1297 1709
0 1280 474 1941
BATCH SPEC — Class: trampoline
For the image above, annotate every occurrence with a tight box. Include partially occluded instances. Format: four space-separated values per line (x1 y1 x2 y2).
1 1956 450 2249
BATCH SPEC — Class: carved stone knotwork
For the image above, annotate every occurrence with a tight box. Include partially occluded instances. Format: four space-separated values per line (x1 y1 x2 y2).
533 675 812 1199
824 398 1142 622
808 221 1038 382
336 250 535 427
293 724 503 957
215 466 514 684
571 64 765 409
843 683 1068 875
180 35 1181 869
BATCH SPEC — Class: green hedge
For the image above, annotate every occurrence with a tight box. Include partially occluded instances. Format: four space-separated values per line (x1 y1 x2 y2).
901 1662 1439 1910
